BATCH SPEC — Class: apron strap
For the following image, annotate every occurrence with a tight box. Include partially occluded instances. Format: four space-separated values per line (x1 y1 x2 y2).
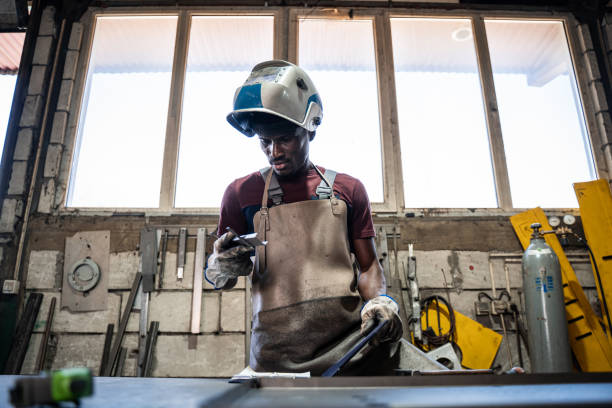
313 166 336 199
259 167 283 206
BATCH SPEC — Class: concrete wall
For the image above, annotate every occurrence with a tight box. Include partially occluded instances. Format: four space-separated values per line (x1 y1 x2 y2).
0 3 608 378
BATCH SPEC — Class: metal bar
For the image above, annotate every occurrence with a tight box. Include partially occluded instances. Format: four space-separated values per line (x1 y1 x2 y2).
137 284 149 377
158 229 168 289
159 11 190 210
258 372 612 388
5 293 43 374
177 227 187 280
143 321 160 377
103 272 142 376
35 297 56 372
407 245 421 343
140 228 158 293
114 347 127 377
376 226 391 288
472 16 513 210
191 228 206 334
99 323 114 376
322 320 388 377
245 277 252 366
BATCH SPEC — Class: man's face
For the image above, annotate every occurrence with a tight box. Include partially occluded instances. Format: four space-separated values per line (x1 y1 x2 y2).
257 125 311 178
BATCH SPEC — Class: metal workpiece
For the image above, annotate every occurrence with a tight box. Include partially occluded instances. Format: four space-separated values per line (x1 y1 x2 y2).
522 223 572 373
425 343 462 370
397 339 448 371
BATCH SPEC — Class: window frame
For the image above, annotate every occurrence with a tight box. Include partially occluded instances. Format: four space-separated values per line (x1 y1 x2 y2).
58 6 604 217
385 8 604 215
60 7 283 215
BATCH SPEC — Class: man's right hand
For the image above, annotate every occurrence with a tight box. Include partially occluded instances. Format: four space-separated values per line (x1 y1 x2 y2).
205 231 253 289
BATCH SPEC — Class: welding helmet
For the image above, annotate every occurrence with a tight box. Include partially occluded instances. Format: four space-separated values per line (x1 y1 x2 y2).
227 60 323 137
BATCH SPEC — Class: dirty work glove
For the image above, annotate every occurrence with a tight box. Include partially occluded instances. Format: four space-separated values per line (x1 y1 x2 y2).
205 231 253 289
360 295 403 346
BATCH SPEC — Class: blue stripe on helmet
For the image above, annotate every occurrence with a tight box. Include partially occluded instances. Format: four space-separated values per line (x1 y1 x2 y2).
234 83 263 110
306 93 322 116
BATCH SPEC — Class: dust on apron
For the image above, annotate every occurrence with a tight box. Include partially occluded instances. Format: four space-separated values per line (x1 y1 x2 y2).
250 164 387 375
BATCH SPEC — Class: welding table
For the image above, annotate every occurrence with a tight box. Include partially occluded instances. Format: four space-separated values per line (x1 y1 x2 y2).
2 373 612 407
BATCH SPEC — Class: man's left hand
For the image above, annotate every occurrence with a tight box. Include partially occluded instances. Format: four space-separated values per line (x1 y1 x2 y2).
360 295 403 345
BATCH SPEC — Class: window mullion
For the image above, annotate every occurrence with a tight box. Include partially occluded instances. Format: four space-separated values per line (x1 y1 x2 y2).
375 13 401 212
159 10 190 211
472 16 513 210
275 8 289 60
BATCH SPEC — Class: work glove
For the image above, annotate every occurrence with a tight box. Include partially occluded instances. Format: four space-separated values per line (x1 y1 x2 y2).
205 231 253 289
360 295 403 346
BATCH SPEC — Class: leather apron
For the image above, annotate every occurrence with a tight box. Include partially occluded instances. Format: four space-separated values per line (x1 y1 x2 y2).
250 165 384 375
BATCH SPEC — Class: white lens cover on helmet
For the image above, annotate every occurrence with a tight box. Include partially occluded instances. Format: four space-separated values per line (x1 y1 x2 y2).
227 60 323 137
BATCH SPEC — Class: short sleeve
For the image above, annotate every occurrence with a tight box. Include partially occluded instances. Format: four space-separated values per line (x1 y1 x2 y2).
350 178 376 239
217 181 248 236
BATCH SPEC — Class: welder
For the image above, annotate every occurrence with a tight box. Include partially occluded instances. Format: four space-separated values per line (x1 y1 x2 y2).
205 60 403 375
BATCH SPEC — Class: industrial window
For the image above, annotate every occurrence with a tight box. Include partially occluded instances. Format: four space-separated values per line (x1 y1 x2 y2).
391 18 498 208
67 16 178 207
65 11 598 213
67 14 274 209
174 16 274 208
391 16 595 209
298 18 384 203
485 19 596 208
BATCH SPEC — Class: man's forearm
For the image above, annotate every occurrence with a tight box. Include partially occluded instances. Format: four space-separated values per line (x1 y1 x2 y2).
357 262 386 300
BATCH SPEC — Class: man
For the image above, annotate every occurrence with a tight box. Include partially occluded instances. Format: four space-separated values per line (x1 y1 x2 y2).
205 60 402 375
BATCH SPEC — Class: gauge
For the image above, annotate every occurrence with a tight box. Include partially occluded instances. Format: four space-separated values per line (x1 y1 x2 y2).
563 214 576 226
548 216 561 227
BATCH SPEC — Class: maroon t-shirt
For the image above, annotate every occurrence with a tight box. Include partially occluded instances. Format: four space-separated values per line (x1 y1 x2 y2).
217 165 375 242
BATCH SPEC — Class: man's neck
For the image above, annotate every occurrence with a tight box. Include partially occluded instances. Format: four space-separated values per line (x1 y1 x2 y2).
276 161 312 181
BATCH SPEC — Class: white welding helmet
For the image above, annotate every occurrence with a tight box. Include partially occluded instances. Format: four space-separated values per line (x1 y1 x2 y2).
227 60 323 137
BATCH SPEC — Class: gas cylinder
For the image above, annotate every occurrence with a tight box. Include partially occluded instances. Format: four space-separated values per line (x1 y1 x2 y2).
522 222 572 372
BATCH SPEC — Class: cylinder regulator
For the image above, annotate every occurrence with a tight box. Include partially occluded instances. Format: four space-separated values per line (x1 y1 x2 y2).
522 223 572 373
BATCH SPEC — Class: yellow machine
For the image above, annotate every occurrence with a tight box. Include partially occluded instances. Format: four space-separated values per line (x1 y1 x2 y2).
574 179 612 339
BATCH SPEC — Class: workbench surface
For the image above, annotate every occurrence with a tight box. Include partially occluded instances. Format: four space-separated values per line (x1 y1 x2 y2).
2 374 612 407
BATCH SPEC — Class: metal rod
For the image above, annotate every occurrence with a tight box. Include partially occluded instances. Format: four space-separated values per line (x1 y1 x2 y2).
99 324 114 376
143 321 160 377
191 228 206 334
322 320 388 377
103 273 142 376
177 227 187 280
114 347 127 377
35 297 56 371
504 264 512 294
488 260 497 299
158 229 168 289
137 285 149 377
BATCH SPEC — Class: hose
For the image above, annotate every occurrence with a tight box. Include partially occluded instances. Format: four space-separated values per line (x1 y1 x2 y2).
420 295 456 349
575 234 612 334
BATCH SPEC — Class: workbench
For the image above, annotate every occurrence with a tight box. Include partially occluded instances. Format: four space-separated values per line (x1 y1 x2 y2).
2 373 612 407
